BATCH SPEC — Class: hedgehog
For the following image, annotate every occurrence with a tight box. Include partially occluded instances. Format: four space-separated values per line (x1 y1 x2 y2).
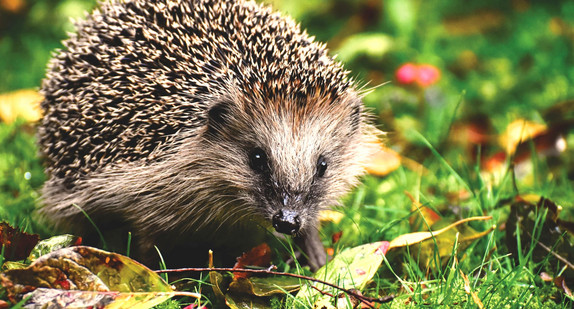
38 0 378 270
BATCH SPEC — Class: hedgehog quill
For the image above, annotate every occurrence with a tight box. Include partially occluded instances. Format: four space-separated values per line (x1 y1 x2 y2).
38 0 379 270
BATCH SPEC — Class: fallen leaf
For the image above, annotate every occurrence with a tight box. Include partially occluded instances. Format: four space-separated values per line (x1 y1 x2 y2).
17 288 196 309
224 291 271 309
209 270 228 301
499 119 547 155
296 241 389 302
229 277 300 297
0 222 39 262
405 191 442 230
554 276 573 299
0 246 198 308
484 120 571 174
233 243 272 279
319 210 345 224
482 151 506 173
449 115 494 162
331 231 343 244
388 216 492 249
26 234 82 263
210 272 299 309
365 142 401 177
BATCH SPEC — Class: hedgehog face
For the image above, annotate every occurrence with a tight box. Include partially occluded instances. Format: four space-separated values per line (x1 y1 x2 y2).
202 91 367 236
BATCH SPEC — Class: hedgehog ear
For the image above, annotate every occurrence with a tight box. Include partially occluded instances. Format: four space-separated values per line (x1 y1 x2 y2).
206 100 231 135
350 104 362 132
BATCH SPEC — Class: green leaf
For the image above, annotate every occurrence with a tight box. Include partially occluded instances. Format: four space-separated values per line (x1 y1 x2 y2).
26 234 81 263
225 292 272 309
336 33 394 63
229 276 300 297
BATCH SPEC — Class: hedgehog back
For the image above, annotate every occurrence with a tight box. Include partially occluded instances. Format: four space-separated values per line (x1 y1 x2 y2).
38 0 351 188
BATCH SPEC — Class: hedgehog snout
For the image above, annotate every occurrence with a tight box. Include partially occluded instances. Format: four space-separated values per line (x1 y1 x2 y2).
272 209 301 235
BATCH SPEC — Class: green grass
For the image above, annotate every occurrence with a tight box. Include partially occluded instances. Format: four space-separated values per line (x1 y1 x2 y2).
1 0 573 308
0 121 45 235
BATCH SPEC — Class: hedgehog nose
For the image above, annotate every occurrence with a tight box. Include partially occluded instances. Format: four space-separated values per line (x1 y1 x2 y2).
272 209 301 235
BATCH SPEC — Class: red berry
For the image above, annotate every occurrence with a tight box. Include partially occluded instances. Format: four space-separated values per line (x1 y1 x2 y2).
396 63 418 85
416 64 441 87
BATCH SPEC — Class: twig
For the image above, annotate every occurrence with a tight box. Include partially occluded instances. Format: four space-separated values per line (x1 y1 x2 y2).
311 285 334 297
156 267 394 306
529 232 574 271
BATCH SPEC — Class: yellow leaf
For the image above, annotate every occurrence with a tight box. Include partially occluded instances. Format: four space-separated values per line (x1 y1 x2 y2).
364 141 401 176
319 210 345 224
405 191 441 230
0 89 43 123
499 119 546 155
388 216 492 249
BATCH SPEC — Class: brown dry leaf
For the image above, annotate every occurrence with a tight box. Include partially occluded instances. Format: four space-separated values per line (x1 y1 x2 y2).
0 222 39 262
554 276 573 299
450 117 492 146
365 141 401 177
232 243 272 279
0 89 43 123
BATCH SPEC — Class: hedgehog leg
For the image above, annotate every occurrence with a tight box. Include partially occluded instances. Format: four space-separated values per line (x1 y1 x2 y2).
295 227 326 272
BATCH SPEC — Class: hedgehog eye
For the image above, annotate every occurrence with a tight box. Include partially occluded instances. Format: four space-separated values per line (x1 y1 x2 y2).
249 147 269 174
316 156 327 177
